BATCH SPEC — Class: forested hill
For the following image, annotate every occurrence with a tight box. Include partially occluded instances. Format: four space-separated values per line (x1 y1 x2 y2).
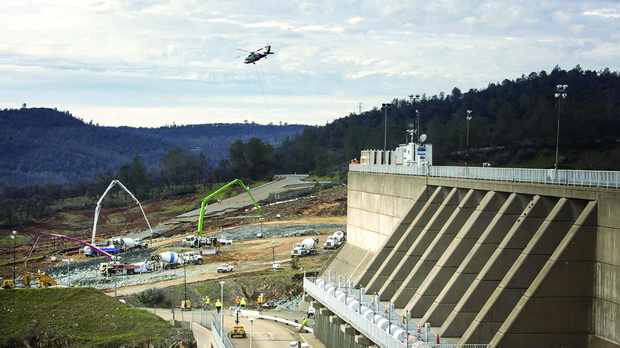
0 108 305 186
274 66 620 176
114 122 306 163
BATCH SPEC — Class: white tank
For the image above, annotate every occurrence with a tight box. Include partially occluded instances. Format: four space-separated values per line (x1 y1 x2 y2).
158 251 179 263
347 299 360 311
325 285 335 296
335 290 346 302
332 231 345 241
300 238 317 249
361 307 374 320
122 238 136 248
390 327 406 342
376 318 389 330
316 279 325 289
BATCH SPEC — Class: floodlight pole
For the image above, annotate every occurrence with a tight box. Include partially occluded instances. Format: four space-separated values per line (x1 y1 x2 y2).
11 230 17 284
219 281 225 338
554 85 568 170
466 110 473 167
382 103 391 164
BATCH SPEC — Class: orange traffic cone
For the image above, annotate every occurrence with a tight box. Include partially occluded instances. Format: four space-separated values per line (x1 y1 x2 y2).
417 325 421 333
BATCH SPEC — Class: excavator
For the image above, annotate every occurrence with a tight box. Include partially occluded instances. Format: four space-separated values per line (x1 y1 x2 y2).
23 270 57 287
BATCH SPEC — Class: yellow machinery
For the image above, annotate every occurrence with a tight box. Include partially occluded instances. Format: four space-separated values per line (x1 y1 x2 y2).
23 270 57 287
181 300 192 311
2 279 15 289
229 309 246 338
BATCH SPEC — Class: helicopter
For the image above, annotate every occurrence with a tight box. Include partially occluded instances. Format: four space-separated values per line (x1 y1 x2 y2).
239 45 274 64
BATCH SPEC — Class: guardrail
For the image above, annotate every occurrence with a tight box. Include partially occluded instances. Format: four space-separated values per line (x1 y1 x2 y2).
305 277 405 348
350 164 620 189
304 277 491 348
210 312 235 348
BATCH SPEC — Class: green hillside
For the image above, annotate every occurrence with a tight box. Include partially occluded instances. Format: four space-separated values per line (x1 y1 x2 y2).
0 287 193 347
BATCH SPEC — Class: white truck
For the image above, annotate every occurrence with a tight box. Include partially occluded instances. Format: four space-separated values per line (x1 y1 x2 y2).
182 235 219 248
217 264 234 273
99 261 154 276
323 231 346 249
218 236 233 245
151 251 203 269
291 238 319 257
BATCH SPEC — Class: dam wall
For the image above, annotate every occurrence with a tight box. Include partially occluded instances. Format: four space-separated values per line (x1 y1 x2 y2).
324 171 620 347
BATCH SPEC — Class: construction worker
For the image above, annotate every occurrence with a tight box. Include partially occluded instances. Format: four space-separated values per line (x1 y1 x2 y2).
215 299 222 313
204 296 211 310
235 297 241 308
240 298 247 309
298 317 308 332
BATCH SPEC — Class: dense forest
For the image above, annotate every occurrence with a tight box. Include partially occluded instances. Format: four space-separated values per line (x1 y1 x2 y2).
0 108 305 186
1 65 619 228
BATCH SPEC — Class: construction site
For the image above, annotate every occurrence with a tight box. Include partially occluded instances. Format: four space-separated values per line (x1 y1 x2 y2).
0 175 347 347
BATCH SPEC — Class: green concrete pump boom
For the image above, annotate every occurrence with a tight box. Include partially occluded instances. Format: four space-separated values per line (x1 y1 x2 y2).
197 179 263 236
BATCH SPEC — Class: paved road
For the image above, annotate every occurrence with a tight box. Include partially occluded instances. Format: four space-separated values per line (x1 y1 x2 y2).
144 307 324 348
133 174 312 241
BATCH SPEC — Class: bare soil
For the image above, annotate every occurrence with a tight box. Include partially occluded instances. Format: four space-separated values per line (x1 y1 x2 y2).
0 186 347 283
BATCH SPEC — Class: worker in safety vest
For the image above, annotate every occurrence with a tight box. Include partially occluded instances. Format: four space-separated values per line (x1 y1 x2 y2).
235 297 241 308
204 296 211 310
298 317 308 332
240 298 247 309
215 299 222 313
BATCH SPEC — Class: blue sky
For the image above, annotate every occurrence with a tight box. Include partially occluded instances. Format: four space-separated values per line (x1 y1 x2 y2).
1 1 619 127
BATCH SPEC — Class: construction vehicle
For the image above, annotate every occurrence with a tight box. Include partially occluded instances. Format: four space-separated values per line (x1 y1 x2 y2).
182 235 219 248
323 231 346 249
23 271 57 287
91 180 153 247
196 179 263 237
291 238 319 257
229 309 247 338
151 251 204 270
99 261 154 276
181 300 192 311
2 279 15 289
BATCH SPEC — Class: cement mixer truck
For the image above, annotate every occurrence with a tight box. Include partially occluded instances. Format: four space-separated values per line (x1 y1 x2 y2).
323 231 346 249
151 251 203 269
291 238 319 257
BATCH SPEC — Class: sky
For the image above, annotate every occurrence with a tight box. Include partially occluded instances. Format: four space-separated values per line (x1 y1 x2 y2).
1 1 619 127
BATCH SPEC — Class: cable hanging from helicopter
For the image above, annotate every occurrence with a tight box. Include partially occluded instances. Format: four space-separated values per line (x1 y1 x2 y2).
237 44 275 123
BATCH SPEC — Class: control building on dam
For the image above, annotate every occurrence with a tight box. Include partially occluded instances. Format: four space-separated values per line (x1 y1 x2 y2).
304 163 620 348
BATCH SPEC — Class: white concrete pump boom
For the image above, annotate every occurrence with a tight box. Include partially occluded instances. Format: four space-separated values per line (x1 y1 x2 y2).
92 180 153 246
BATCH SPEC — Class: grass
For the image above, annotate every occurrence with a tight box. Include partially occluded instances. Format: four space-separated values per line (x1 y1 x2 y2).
0 287 191 347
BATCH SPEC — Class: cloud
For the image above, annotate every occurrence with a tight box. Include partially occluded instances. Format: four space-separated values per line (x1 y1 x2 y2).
0 0 619 127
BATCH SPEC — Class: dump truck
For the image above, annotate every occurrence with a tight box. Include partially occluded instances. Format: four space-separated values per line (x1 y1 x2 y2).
291 238 319 257
323 231 346 249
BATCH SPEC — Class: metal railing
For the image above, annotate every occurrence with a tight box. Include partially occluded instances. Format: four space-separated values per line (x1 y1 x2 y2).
210 312 235 348
350 164 620 189
304 277 490 348
305 277 405 348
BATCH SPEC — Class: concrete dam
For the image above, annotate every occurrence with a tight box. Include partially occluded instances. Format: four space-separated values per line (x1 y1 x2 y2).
305 165 620 348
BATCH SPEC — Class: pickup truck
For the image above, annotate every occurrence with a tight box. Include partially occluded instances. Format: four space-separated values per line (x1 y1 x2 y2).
217 264 234 273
